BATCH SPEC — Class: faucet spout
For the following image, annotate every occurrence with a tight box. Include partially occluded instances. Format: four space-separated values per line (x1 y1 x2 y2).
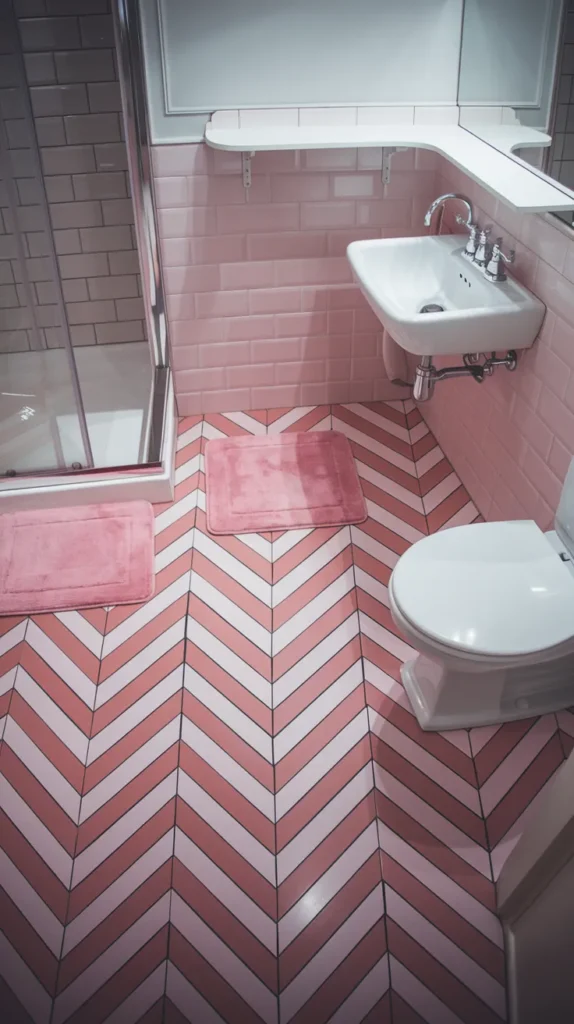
423 193 474 230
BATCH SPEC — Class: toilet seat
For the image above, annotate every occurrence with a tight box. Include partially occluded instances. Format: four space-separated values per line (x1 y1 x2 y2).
390 520 574 658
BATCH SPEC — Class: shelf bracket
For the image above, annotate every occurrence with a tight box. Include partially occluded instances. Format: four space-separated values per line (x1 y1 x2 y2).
381 146 407 184
242 151 254 189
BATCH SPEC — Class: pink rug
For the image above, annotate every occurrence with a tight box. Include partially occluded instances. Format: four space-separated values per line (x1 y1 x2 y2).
205 431 367 534
0 501 155 615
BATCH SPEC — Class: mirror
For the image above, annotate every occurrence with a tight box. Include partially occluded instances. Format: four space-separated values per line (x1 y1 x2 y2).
457 0 574 226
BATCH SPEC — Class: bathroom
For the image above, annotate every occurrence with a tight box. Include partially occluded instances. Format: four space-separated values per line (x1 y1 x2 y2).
2 0 574 1020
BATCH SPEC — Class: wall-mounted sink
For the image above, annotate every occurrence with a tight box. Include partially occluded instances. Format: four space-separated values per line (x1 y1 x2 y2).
347 235 545 356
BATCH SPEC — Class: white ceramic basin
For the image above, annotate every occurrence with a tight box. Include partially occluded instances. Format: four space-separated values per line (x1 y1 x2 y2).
347 235 545 356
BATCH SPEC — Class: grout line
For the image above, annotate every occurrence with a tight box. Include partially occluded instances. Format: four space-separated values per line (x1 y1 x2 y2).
468 729 511 1022
0 616 29 746
0 619 60 1016
555 710 571 761
51 600 110 1022
264 405 282 1024
345 400 394 1018
165 417 200 1007
371 397 415 1023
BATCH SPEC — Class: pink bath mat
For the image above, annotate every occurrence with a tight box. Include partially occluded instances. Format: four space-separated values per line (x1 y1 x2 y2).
205 431 367 534
0 501 155 615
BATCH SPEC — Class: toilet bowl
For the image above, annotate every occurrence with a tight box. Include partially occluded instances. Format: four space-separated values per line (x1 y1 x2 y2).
388 461 574 729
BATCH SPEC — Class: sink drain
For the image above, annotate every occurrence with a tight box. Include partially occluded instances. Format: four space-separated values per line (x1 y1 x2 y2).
420 303 445 313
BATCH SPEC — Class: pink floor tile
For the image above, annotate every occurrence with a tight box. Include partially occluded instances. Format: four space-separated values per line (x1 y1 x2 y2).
0 402 562 1024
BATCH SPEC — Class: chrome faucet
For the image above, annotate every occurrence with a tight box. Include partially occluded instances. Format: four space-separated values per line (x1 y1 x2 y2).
423 193 474 229
423 193 516 285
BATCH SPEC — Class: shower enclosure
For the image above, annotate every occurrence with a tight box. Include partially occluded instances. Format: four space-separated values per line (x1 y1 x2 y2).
0 0 173 508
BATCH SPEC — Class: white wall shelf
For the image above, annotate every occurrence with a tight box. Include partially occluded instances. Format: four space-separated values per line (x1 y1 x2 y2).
205 121 574 214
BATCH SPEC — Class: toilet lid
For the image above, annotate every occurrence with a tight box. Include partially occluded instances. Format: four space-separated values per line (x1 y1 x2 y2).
391 520 574 657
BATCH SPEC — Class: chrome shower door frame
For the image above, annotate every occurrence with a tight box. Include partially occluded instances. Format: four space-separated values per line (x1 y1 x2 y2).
113 0 171 468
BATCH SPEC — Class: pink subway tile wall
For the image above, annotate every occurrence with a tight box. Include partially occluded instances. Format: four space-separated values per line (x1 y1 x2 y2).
152 143 438 413
422 155 574 527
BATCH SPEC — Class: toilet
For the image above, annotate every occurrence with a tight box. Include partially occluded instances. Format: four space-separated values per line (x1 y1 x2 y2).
389 459 574 731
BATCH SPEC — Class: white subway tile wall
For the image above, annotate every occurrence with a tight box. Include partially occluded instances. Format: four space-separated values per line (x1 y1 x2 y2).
0 0 145 353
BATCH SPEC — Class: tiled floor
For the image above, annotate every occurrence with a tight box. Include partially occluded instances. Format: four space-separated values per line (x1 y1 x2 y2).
1 401 573 1024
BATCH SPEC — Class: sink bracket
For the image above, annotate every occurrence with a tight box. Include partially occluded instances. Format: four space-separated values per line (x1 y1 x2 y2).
242 151 255 189
381 147 407 185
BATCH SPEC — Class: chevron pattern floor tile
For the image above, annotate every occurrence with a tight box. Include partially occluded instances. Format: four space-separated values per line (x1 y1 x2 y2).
0 403 568 1024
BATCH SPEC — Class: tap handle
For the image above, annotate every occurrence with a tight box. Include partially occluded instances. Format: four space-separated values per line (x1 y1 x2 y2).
456 216 478 236
459 221 479 259
492 238 515 263
485 238 515 280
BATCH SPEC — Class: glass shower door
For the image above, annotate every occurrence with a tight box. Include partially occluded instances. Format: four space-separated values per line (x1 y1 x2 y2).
0 3 92 476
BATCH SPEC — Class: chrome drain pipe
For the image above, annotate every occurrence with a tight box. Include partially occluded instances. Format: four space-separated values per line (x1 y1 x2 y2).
412 357 435 402
412 350 518 402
